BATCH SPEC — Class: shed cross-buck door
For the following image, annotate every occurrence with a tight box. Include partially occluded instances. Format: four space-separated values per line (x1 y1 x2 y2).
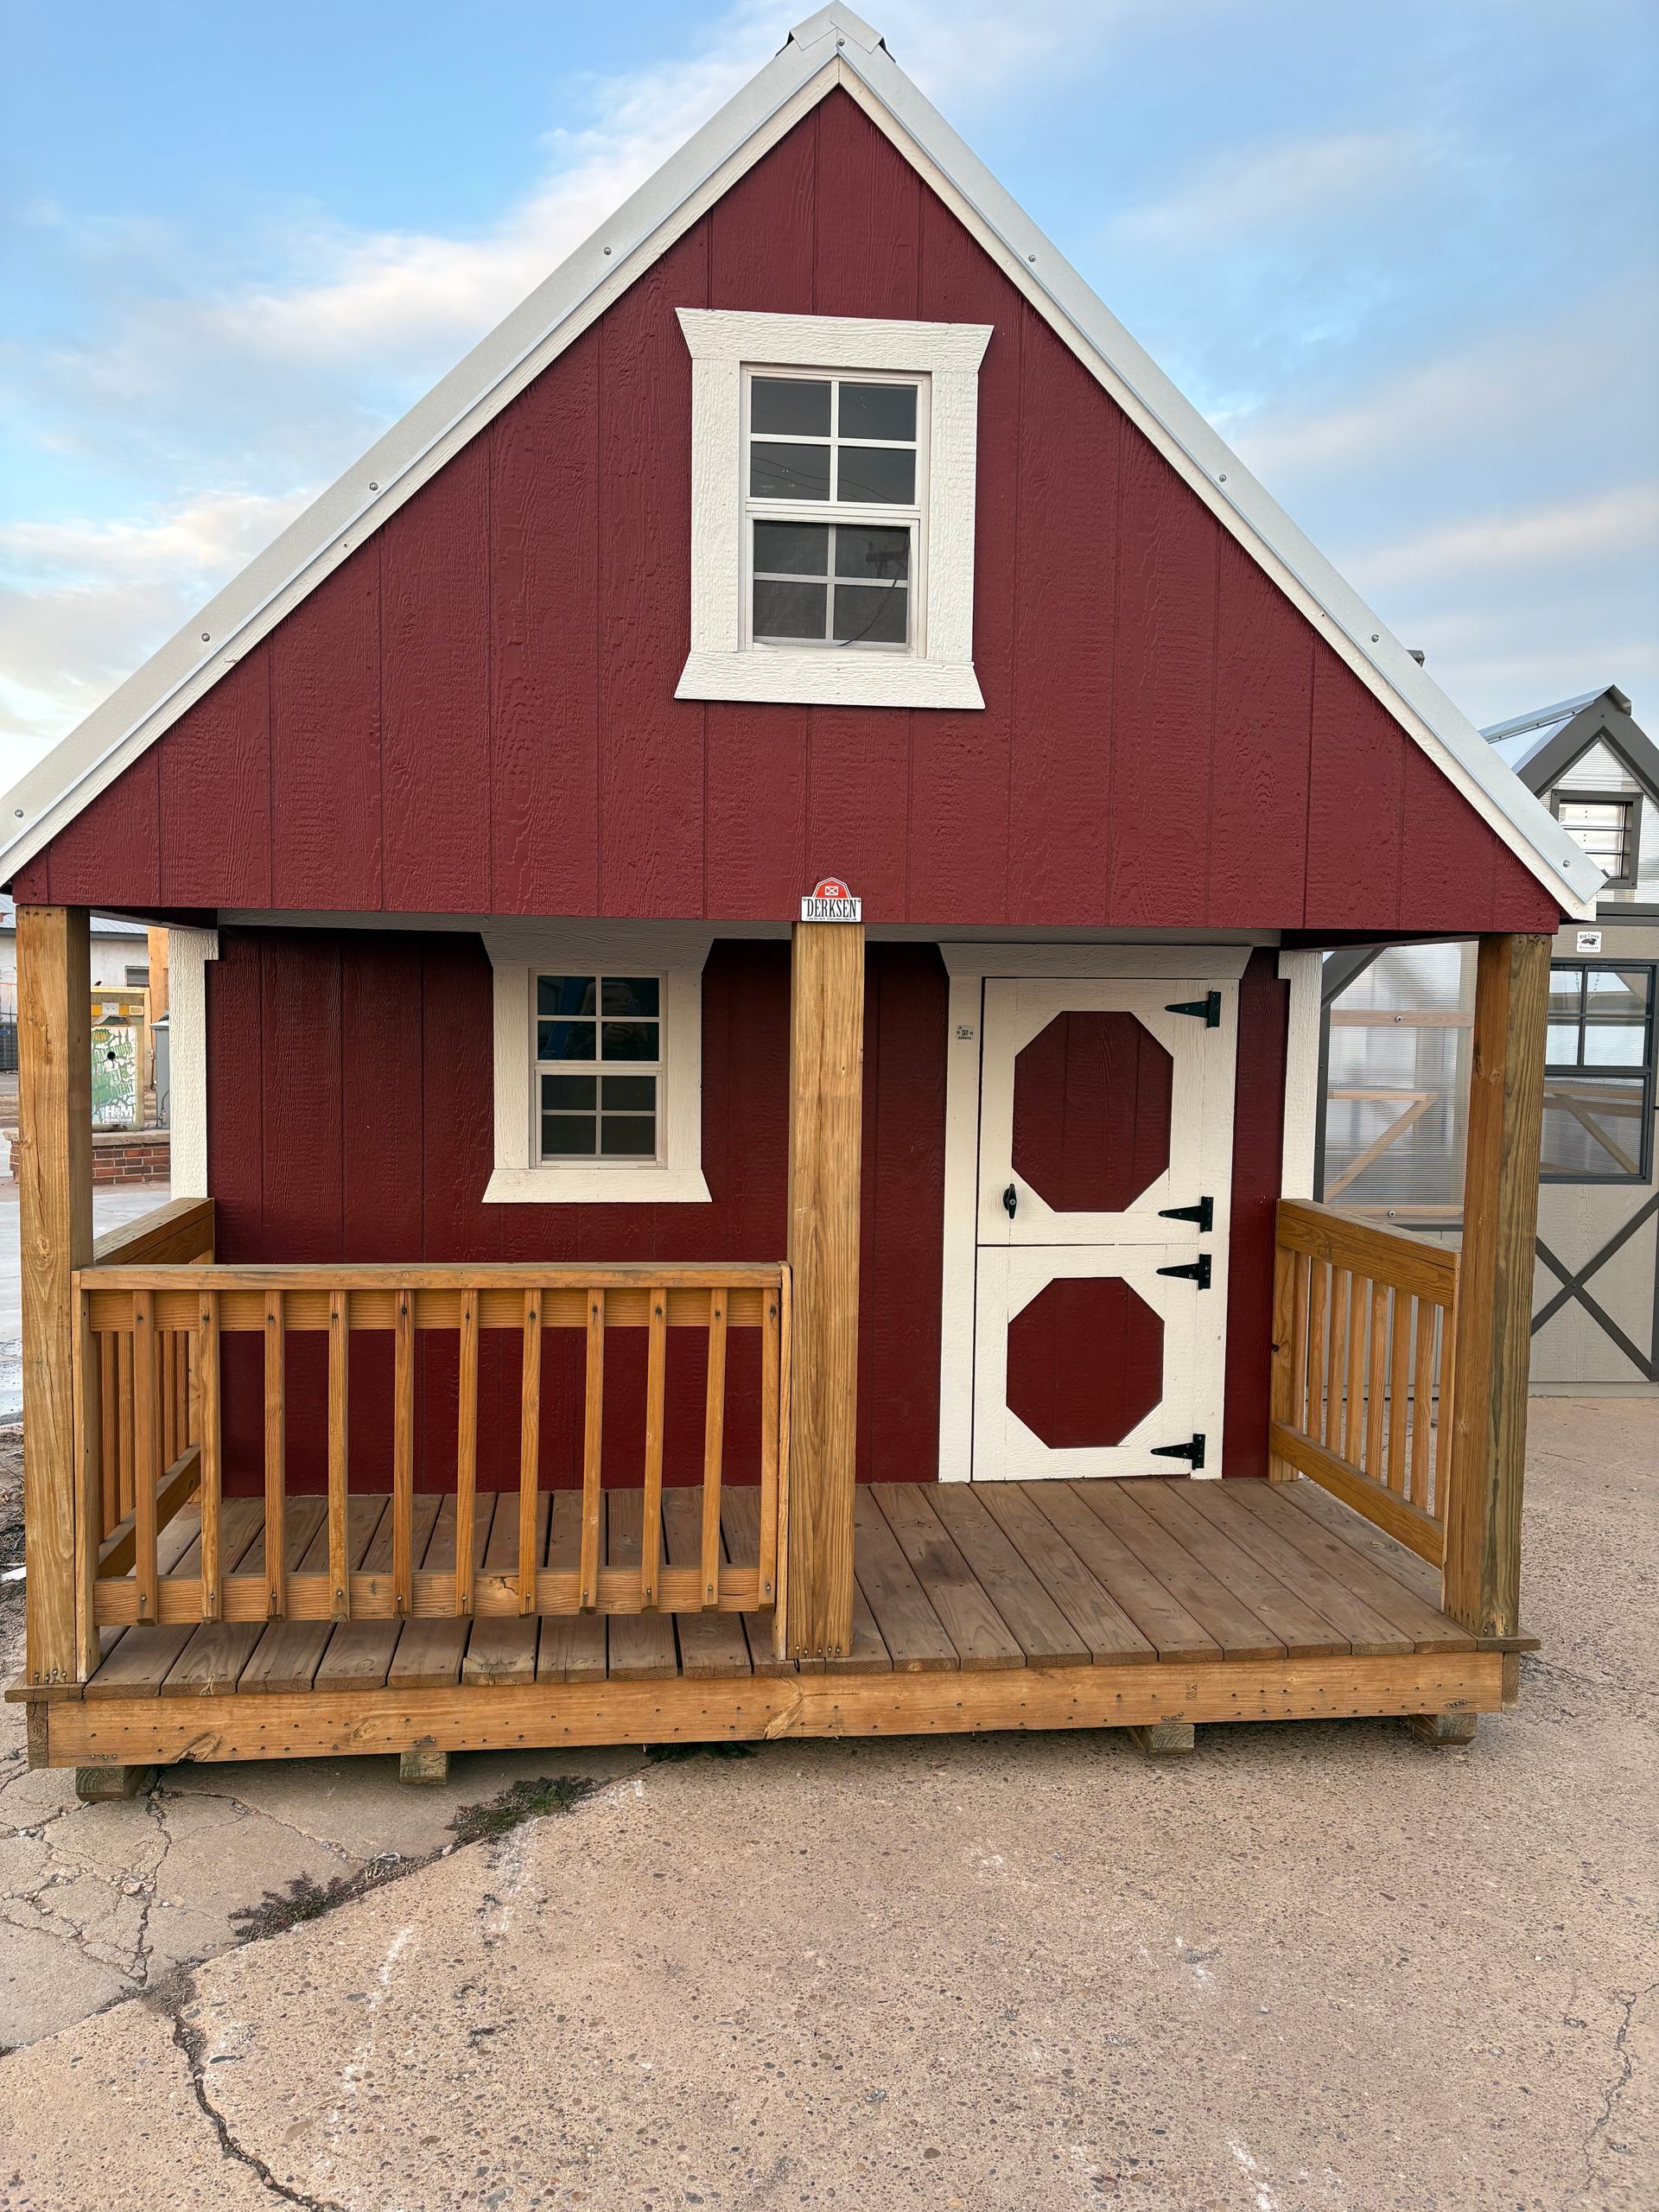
972 979 1237 1480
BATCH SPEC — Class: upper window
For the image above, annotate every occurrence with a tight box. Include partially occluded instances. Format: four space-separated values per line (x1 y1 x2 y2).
1541 962 1655 1183
1551 791 1640 890
746 373 923 654
677 309 990 712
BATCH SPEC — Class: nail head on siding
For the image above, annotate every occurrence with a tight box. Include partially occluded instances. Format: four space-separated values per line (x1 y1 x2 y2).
1218 472 1227 481
369 480 378 491
1027 252 1036 262
13 809 22 819
1371 632 1380 642
603 246 612 256
200 632 210 641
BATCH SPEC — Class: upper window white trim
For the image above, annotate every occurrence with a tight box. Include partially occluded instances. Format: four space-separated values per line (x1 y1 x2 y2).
677 308 990 711
483 924 713 1205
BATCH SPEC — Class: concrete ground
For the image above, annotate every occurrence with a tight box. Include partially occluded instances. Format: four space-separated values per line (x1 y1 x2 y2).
0 1400 1654 2212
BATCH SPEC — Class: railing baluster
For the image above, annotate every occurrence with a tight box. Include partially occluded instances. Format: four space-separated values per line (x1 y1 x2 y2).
1290 1252 1311 1436
640 1289 666 1607
1363 1281 1388 1477
518 1292 542 1616
1386 1289 1410 1496
759 1278 781 1608
263 1290 285 1619
1343 1274 1367 1465
1306 1260 1328 1445
393 1290 416 1618
117 1329 135 1522
455 1289 479 1617
1431 1305 1455 1519
579 1288 604 1611
98 1332 118 1536
327 1290 351 1618
159 1330 176 1470
198 1290 222 1620
1325 1267 1350 1448
133 1292 158 1623
1410 1296 1435 1508
701 1287 727 1609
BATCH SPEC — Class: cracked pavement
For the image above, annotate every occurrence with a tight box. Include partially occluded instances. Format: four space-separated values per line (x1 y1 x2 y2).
0 1398 1655 2211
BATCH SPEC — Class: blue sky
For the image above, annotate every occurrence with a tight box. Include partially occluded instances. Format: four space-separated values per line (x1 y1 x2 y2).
2 0 1656 790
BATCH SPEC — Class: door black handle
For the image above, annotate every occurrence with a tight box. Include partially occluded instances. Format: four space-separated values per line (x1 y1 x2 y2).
1003 1182 1018 1220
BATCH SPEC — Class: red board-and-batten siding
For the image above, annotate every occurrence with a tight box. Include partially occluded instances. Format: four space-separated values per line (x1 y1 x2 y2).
18 91 1555 934
203 931 1287 1492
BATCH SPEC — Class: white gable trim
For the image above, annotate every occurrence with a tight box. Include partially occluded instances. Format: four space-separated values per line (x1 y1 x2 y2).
0 6 1600 918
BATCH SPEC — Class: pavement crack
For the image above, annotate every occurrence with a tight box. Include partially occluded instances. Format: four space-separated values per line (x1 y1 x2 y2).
1582 1978 1655 2186
161 1973 345 2212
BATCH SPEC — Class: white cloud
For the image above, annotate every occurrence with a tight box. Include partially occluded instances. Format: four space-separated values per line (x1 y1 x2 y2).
0 488 313 783
1354 482 1659 587
1116 130 1414 247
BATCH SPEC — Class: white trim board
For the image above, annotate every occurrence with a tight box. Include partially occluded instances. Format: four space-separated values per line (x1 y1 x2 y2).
0 6 1599 918
166 928 218 1199
1278 949 1323 1200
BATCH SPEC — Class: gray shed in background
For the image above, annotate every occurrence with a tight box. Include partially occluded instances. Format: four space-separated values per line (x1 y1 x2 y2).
1319 684 1658 1394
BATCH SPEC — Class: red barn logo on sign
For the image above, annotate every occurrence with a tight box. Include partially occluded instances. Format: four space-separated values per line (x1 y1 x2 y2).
800 877 861 923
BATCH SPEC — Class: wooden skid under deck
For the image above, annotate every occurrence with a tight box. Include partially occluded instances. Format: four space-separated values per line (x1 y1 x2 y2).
16 1478 1525 1768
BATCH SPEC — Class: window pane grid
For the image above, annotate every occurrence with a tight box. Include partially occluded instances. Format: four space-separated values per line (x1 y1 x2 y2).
746 371 922 653
534 972 662 1164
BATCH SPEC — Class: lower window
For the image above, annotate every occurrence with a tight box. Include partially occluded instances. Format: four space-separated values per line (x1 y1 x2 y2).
482 930 711 1205
1541 962 1656 1183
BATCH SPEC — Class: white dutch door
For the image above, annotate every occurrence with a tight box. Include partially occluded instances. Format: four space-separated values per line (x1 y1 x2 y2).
972 977 1237 1480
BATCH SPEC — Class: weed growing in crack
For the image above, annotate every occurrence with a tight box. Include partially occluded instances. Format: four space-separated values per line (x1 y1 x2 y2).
229 1857 406 1943
448 1773 595 1846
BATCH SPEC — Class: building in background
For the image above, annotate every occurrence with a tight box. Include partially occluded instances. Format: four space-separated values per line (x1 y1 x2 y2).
1321 685 1658 1393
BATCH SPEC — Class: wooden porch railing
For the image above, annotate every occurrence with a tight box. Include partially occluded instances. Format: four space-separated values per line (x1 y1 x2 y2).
75 1255 790 1647
1268 1199 1459 1565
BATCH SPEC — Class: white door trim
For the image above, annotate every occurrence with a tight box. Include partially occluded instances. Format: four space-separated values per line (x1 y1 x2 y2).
936 944 1253 1482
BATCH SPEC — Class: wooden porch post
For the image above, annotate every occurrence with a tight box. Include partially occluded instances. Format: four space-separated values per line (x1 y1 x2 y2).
1442 931 1552 1638
17 906 98 1684
785 917 864 1662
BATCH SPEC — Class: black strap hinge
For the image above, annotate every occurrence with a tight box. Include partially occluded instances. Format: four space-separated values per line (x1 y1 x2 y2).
1158 1197 1213 1233
1165 989 1221 1027
1150 1433 1206 1471
1156 1253 1211 1290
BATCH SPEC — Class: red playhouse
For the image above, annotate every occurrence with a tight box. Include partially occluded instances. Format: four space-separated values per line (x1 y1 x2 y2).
6 8 1599 1791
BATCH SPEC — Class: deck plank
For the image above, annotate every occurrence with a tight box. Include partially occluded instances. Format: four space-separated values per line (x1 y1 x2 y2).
1181 1481 1414 1656
537 1493 607 1684
464 1491 548 1686
1229 1482 1473 1651
1077 1483 1285 1662
604 1490 679 1681
719 1488 800 1676
315 1499 410 1690
1121 1480 1350 1657
240 1494 386 1694
926 1485 1090 1668
850 1490 956 1671
663 1488 752 1680
155 1495 277 1699
387 1498 476 1690
874 1487 1022 1670
974 1485 1156 1665
1283 1478 1446 1605
87 1498 264 1697
1023 1484 1221 1662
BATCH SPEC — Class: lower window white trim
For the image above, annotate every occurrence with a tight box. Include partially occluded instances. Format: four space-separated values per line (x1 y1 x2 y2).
482 924 713 1205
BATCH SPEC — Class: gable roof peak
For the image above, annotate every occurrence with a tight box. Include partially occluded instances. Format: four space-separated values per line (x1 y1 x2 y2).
788 8 885 54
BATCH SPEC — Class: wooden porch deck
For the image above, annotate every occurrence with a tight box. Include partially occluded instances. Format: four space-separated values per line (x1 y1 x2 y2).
23 1476 1524 1771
